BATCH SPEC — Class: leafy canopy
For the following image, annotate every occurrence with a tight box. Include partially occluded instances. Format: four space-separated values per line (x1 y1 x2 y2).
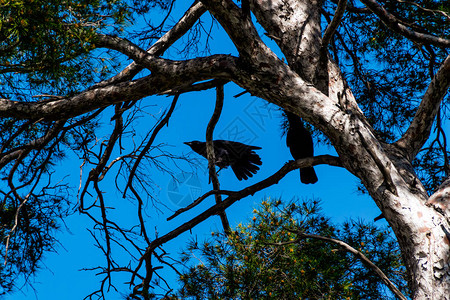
176 198 409 299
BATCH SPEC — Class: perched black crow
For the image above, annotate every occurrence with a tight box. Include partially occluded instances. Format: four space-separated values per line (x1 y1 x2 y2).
184 140 262 180
285 111 318 184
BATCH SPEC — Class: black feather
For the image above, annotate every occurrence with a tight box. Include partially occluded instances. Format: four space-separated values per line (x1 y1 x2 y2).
184 140 262 181
285 111 318 184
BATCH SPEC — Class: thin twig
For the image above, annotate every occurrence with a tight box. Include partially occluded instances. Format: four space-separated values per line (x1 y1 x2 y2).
123 95 179 196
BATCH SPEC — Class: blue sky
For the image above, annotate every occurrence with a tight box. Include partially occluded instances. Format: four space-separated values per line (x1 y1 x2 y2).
5 1 446 299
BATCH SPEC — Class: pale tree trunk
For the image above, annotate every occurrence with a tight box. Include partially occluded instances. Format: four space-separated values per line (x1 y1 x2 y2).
202 0 450 298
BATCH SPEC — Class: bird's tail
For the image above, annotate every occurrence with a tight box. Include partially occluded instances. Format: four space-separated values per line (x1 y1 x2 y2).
300 167 318 184
230 152 262 181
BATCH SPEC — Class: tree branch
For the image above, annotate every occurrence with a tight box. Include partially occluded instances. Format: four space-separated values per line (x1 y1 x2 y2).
358 131 398 196
321 0 347 52
359 0 450 47
167 155 342 221
0 55 237 120
132 154 342 291
90 1 207 89
0 121 66 168
123 95 179 196
396 54 450 159
270 231 408 300
200 0 269 60
426 176 450 218
205 85 230 233
150 155 341 246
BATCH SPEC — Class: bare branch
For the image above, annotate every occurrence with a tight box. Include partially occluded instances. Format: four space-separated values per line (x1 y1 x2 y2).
123 95 179 196
167 190 233 221
131 155 341 292
136 154 342 276
160 79 229 95
321 0 347 51
315 0 348 96
205 85 230 233
167 155 342 221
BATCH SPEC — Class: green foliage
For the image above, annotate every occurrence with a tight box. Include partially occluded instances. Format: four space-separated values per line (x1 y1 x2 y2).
0 190 70 295
176 198 409 299
0 0 128 96
0 0 176 99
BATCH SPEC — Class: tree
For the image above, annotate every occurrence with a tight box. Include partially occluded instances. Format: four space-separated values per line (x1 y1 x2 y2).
177 198 409 299
0 0 449 299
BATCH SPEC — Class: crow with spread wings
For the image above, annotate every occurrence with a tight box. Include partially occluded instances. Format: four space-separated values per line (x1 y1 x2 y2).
184 140 262 181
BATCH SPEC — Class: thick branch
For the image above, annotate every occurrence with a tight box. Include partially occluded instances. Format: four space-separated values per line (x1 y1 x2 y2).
200 0 270 61
249 0 323 80
359 0 450 47
0 55 237 120
396 54 450 159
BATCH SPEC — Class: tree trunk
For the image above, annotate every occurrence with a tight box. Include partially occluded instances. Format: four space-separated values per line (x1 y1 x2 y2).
205 0 450 298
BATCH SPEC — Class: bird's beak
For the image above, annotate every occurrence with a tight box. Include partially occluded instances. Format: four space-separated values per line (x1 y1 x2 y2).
184 142 191 146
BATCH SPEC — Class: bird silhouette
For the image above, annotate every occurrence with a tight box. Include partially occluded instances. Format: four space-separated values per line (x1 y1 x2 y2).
285 111 318 184
184 140 262 180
